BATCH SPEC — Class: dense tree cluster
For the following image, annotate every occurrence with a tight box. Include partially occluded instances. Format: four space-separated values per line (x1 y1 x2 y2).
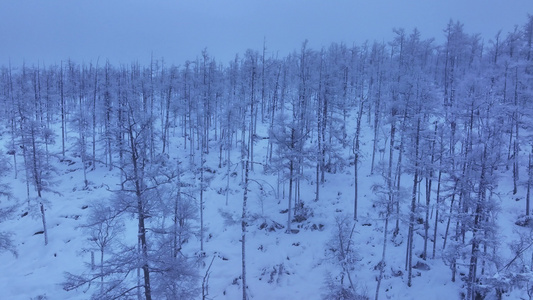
1 16 533 299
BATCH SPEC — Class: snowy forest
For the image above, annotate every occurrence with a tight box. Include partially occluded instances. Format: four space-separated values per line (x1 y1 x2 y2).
1 17 533 300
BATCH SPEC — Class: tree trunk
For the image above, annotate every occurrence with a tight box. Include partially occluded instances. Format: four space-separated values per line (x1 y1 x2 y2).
128 122 152 300
353 100 364 220
287 158 294 234
526 144 533 216
376 200 391 300
371 71 382 175
423 123 437 260
433 169 442 259
92 61 98 170
242 158 249 300
60 61 66 158
200 145 205 252
407 117 421 287
40 202 48 246
389 120 397 235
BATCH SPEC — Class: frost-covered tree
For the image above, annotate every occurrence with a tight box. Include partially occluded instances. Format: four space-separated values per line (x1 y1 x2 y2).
0 151 16 257
323 215 365 299
64 66 200 299
14 64 58 246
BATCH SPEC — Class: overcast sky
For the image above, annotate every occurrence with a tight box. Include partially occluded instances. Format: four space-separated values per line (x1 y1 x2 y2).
1 0 531 67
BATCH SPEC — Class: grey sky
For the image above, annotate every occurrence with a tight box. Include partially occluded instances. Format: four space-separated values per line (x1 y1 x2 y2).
1 0 531 67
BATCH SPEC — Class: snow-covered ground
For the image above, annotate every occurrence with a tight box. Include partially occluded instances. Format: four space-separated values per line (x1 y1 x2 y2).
0 116 529 300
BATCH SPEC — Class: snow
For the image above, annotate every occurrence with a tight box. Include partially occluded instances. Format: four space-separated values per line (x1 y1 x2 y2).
0 109 529 300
